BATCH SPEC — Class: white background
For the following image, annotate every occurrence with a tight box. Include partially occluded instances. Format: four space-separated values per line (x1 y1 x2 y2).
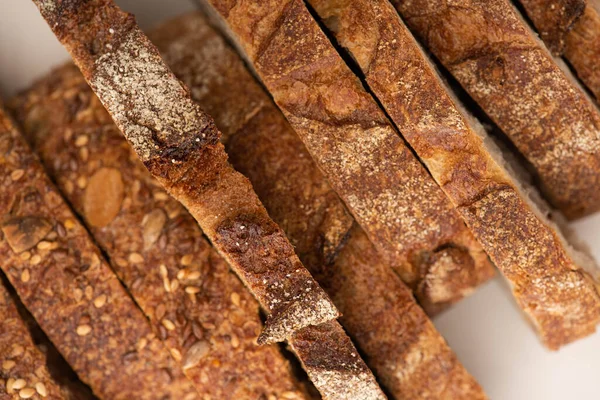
1 1 600 399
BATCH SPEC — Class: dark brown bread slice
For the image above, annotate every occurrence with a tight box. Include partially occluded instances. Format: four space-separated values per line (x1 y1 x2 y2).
307 0 600 348
197 0 494 315
392 0 600 219
11 65 313 400
0 105 199 399
518 0 600 101
152 12 486 398
517 0 585 53
0 282 66 400
31 0 338 347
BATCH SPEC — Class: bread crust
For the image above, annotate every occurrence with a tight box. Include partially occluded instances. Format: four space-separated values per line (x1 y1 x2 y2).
11 64 312 400
518 0 585 53
0 107 199 399
199 0 494 314
31 0 339 344
393 0 600 219
156 12 486 398
563 3 600 101
0 282 66 400
308 0 600 349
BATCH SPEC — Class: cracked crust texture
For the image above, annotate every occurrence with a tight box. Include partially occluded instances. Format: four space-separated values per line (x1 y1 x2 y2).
198 0 493 315
153 12 486 398
392 0 600 219
0 106 199 399
31 0 339 344
11 64 313 400
0 282 66 400
518 0 600 101
309 0 600 349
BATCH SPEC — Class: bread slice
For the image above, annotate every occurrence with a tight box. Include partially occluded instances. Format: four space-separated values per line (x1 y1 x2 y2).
11 64 314 400
393 0 600 219
307 0 600 349
31 0 340 346
152 12 487 398
0 280 66 400
196 0 494 315
518 0 600 101
0 105 199 399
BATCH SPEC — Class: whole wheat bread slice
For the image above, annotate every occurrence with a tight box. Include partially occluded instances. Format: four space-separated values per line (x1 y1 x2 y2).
0 105 199 399
11 63 315 400
152 12 487 398
307 0 600 349
0 281 67 400
30 0 339 345
392 0 600 219
196 0 494 315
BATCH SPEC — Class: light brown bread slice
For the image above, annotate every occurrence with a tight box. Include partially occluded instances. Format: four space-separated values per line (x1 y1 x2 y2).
197 0 494 315
0 105 199 399
307 0 600 349
392 0 600 219
11 64 314 400
519 0 600 101
0 281 66 400
152 12 487 398
31 0 338 345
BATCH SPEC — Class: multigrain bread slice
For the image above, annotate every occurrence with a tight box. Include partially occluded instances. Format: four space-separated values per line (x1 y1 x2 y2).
152 13 487 399
0 281 66 400
392 0 600 219
11 65 313 400
0 105 199 399
518 0 600 101
197 0 494 315
31 0 339 345
307 0 600 349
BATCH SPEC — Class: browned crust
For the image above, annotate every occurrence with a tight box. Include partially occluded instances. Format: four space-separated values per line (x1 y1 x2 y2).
310 0 600 348
31 0 339 344
518 0 586 54
155 12 485 398
10 65 312 400
199 0 493 314
564 3 600 101
0 106 199 399
0 282 66 400
393 0 600 219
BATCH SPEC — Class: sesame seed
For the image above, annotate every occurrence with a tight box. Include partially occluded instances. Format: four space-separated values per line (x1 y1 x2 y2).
64 219 76 229
11 345 24 357
21 270 30 283
109 28 115 34
128 253 143 263
231 292 240 306
19 387 36 398
11 169 25 181
162 319 176 331
93 295 107 308
180 254 193 266
163 277 171 293
2 360 15 370
12 379 26 390
76 325 92 336
231 335 239 348
177 269 187 280
170 280 179 292
74 135 89 147
76 176 87 189
170 348 182 361
30 255 42 265
6 378 15 393
159 264 168 277
35 382 48 397
37 241 53 250
186 271 201 280
185 286 200 294
20 252 31 261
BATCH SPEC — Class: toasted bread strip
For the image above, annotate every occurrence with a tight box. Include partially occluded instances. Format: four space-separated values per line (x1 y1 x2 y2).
196 0 494 314
0 281 66 400
0 106 199 399
392 0 600 219
307 0 600 349
516 0 585 54
11 65 313 400
153 12 486 398
519 0 600 101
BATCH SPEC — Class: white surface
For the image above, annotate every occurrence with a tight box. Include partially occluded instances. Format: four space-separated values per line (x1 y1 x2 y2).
1 1 599 399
